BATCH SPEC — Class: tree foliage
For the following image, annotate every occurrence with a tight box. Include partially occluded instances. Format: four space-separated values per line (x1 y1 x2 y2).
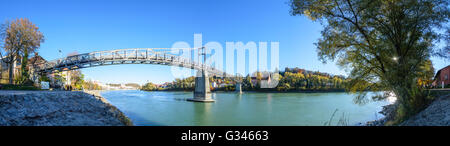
290 0 449 123
68 70 84 90
141 82 158 91
83 80 102 90
0 18 44 84
141 69 347 92
276 70 347 91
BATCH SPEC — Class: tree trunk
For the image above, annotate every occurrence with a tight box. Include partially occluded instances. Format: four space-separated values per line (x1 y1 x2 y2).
21 49 29 84
390 79 427 125
8 61 13 84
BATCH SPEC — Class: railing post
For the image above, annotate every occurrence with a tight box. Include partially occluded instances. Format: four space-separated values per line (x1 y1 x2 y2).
89 54 92 67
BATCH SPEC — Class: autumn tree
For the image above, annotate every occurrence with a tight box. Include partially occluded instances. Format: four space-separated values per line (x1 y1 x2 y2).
416 60 435 88
141 82 158 91
290 0 449 124
0 18 44 84
243 75 254 90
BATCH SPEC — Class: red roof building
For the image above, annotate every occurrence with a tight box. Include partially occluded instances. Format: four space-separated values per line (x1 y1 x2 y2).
432 65 450 88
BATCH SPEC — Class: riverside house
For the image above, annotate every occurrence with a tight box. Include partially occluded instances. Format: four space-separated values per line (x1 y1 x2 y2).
432 65 450 88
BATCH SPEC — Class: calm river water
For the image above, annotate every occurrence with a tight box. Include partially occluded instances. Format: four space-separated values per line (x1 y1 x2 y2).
101 90 393 126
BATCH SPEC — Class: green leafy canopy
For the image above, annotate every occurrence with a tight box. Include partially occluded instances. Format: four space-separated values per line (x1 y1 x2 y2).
290 0 449 114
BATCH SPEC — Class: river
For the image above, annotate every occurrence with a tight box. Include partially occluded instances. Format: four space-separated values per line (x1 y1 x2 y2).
100 90 393 126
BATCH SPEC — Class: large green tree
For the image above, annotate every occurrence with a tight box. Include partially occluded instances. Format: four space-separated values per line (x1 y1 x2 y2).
0 18 44 84
290 0 449 124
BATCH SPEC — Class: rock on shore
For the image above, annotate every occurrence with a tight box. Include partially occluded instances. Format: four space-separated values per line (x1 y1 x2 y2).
0 91 133 126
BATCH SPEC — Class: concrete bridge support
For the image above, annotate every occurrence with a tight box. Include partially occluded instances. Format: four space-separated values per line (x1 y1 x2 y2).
188 70 214 102
235 82 242 94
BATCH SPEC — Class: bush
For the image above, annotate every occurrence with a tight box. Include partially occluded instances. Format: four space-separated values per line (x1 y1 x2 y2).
39 75 50 82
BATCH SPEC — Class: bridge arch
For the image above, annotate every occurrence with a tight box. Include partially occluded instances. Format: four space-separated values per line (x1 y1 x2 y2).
36 48 230 77
36 48 239 102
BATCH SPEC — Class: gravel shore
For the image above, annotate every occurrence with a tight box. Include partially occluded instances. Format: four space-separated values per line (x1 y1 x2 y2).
366 93 450 126
400 94 450 126
0 90 133 126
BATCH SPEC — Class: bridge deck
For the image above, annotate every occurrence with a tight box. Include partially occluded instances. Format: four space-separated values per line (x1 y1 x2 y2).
36 48 233 77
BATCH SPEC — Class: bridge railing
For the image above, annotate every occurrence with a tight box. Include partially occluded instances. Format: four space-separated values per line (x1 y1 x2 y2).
36 48 233 77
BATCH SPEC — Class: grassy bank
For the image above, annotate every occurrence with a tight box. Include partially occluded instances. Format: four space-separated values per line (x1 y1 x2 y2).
0 84 40 90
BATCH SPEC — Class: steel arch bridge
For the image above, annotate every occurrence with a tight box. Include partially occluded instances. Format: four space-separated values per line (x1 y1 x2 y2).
35 47 241 102
36 48 231 77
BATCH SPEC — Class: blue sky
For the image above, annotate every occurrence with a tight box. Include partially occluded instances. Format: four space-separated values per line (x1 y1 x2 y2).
0 0 447 84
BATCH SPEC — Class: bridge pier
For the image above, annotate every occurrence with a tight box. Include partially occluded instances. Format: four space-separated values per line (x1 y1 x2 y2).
187 70 215 102
235 82 242 94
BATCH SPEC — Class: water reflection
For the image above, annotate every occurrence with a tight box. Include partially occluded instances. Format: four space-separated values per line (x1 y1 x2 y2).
266 93 273 114
237 93 243 99
386 92 397 104
267 93 272 104
193 102 213 125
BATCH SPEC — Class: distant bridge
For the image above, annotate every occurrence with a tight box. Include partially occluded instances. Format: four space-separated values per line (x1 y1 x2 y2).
35 47 242 102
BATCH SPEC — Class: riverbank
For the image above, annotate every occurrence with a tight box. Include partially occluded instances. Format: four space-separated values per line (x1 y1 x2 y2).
400 93 450 126
366 91 450 126
0 90 133 126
